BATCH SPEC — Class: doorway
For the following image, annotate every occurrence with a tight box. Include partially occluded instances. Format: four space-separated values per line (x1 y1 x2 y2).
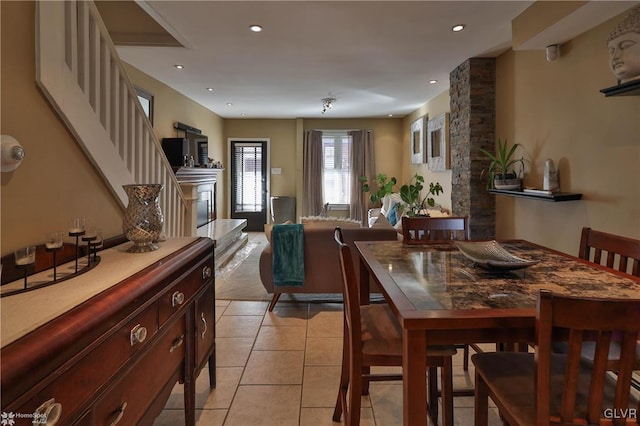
229 140 268 231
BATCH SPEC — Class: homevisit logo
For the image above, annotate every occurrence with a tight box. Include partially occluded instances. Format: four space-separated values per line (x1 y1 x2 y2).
1 412 48 425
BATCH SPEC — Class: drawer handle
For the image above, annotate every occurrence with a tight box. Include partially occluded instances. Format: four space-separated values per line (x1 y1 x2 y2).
106 402 127 426
171 291 185 307
202 265 212 279
201 312 208 340
34 398 62 425
170 335 185 352
130 324 147 346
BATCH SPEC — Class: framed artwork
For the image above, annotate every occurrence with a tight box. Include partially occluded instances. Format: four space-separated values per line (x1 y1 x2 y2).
427 112 450 171
135 86 154 125
410 116 426 164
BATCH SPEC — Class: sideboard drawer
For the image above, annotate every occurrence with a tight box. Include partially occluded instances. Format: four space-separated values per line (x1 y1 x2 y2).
158 255 213 325
13 302 158 425
94 316 186 426
195 283 215 372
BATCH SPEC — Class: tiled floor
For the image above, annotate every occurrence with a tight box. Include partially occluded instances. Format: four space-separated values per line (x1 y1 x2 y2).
154 299 505 425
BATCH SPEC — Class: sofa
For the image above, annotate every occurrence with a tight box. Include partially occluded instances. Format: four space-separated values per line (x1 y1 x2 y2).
259 221 398 311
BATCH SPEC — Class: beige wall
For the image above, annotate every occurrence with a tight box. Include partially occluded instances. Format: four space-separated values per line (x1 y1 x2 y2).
495 13 640 254
1 1 123 255
123 64 225 216
403 91 453 212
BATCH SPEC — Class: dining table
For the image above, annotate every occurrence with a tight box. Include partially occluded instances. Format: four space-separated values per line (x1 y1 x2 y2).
354 239 640 426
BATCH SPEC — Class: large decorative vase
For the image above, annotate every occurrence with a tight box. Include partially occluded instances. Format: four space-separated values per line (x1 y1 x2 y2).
122 184 164 253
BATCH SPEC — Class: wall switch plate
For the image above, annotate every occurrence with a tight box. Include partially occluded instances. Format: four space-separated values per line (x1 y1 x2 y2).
271 167 282 175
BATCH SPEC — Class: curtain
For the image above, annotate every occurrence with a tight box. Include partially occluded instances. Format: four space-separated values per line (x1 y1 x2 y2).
302 130 323 217
349 130 375 223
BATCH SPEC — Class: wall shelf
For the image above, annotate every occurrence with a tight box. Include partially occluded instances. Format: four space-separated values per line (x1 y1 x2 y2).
488 189 582 202
600 80 640 97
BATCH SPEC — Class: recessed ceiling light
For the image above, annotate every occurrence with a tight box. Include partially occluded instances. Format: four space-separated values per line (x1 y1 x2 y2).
226 102 233 106
388 114 394 117
249 25 263 33
241 113 246 117
452 24 465 32
206 87 214 92
429 80 438 84
174 64 184 69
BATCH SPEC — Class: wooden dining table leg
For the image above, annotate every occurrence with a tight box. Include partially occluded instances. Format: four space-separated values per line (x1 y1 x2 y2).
403 328 428 426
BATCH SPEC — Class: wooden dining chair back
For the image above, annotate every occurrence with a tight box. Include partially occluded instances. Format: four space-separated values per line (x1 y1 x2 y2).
473 290 640 426
579 227 640 277
332 227 457 426
402 216 470 245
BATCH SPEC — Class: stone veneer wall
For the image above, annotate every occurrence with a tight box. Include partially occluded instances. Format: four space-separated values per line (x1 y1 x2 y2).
449 58 496 240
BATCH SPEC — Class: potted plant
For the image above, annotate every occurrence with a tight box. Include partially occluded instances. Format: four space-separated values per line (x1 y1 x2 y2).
479 138 524 190
359 173 397 206
399 173 443 217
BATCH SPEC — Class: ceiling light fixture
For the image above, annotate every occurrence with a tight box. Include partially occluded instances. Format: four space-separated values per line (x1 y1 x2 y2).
174 64 184 69
249 25 263 33
226 102 233 106
206 87 214 92
452 24 465 32
429 80 438 84
321 97 335 114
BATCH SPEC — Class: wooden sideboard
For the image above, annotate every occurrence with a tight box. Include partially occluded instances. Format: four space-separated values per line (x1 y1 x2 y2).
1 237 215 425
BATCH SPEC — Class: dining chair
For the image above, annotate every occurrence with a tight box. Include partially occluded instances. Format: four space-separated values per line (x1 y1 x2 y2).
401 215 470 244
473 289 640 426
332 227 457 426
401 215 481 371
579 227 640 277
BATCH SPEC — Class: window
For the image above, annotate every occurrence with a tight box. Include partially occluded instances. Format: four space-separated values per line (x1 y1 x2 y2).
322 132 351 205
134 86 154 125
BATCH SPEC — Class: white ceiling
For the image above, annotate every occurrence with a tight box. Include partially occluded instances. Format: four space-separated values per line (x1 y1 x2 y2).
116 1 536 119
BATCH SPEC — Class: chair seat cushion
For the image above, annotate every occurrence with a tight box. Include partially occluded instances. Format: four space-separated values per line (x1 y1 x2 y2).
360 304 456 359
472 352 639 425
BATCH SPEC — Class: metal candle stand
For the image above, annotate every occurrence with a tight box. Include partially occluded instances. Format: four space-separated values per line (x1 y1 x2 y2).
69 229 85 273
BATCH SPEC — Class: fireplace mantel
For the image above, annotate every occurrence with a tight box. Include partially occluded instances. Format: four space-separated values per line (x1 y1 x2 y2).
175 168 224 235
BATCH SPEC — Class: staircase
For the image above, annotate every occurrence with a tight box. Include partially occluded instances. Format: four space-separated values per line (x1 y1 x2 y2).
35 0 185 237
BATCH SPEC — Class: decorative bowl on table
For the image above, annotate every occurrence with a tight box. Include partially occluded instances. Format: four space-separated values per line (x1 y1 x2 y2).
454 240 539 270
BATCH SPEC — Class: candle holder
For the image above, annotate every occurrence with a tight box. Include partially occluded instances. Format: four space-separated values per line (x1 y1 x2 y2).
69 218 86 273
89 229 103 263
45 231 64 281
14 246 36 289
82 226 97 265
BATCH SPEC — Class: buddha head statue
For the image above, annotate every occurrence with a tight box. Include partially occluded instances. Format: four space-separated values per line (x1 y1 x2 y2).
607 5 640 84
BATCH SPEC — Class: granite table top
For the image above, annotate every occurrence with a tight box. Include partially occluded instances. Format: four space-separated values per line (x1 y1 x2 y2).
357 240 640 312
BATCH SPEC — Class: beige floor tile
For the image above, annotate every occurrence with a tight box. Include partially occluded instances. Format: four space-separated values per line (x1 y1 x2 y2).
301 365 372 409
215 299 231 307
300 407 375 426
215 314 262 338
195 409 228 426
224 385 301 426
254 324 307 351
307 311 344 338
153 408 186 425
162 366 243 410
224 300 269 316
216 337 255 367
308 303 344 314
241 350 304 384
215 307 225 323
369 382 403 426
263 305 309 326
305 337 343 366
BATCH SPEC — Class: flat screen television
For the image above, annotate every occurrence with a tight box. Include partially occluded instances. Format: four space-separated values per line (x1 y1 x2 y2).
162 131 208 167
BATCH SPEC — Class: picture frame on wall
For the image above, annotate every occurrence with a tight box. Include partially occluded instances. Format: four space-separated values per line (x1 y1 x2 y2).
427 112 450 171
410 116 426 164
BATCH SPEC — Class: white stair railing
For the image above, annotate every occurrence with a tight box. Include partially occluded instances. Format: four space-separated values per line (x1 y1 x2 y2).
35 0 185 237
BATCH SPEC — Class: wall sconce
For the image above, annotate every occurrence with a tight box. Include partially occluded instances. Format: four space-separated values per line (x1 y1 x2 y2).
546 44 560 62
1 135 25 172
321 97 336 114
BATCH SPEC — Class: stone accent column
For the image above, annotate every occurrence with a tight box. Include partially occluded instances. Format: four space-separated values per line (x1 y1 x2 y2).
449 58 496 239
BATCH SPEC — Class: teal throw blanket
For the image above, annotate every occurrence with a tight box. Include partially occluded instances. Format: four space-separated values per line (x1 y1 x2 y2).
272 223 305 287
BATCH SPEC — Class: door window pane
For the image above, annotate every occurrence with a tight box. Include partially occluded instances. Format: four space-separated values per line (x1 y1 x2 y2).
234 144 263 212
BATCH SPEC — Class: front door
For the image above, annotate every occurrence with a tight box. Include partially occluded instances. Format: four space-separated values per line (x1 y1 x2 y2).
230 140 267 231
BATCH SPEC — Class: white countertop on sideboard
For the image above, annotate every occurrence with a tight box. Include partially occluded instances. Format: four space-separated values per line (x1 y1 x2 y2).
1 238 199 348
